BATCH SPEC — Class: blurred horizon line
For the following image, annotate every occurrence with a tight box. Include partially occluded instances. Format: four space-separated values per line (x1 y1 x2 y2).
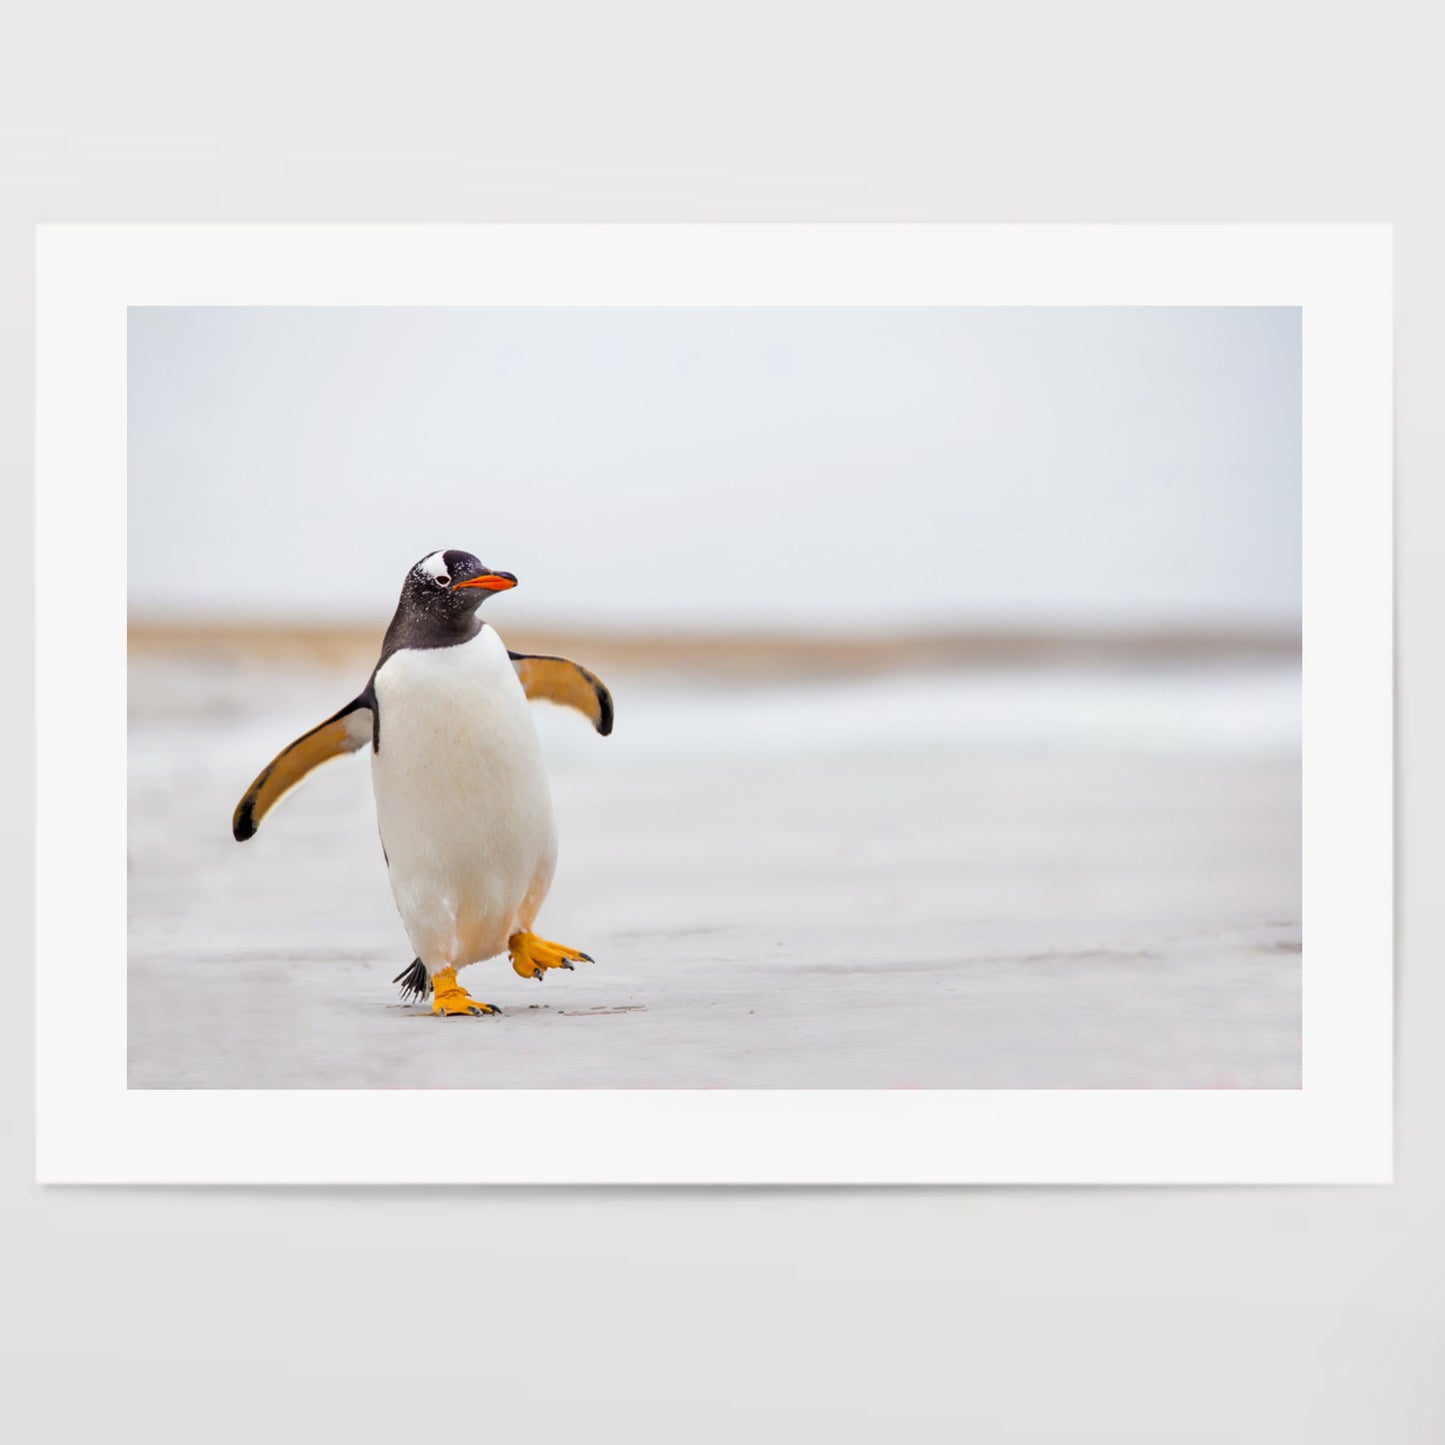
129 621 1300 679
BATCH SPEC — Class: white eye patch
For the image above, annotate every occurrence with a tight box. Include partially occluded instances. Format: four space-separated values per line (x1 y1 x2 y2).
418 551 451 585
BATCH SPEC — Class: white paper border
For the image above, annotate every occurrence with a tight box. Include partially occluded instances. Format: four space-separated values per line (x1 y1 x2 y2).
35 224 1392 1183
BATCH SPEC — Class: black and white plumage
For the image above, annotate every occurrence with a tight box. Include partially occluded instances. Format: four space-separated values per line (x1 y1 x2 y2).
233 549 612 1013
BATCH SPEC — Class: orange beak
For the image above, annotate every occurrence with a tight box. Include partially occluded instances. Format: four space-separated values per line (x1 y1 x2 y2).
452 572 517 592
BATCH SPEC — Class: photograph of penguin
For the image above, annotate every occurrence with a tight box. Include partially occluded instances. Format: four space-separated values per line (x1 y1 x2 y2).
231 548 613 1017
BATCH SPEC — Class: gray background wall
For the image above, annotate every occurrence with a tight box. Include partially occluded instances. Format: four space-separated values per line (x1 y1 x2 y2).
2 3 1436 1440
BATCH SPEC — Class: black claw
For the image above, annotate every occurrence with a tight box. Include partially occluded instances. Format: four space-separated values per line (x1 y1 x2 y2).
578 952 595 963
533 969 544 981
561 961 574 971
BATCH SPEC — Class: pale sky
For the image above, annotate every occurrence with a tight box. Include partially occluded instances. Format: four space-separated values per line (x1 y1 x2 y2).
128 306 1300 634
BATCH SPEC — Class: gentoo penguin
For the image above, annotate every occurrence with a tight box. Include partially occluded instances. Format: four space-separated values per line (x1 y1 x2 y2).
232 549 612 1017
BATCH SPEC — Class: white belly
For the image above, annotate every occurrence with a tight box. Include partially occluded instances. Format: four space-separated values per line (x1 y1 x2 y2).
371 625 557 970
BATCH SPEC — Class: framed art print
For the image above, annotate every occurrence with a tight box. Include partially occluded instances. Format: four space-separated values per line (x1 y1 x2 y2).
34 223 1392 1183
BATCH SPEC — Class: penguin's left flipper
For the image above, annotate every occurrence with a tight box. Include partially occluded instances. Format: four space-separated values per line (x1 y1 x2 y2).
232 694 375 841
509 653 614 735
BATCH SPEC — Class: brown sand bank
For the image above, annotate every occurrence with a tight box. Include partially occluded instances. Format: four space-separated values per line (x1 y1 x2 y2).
129 622 1300 681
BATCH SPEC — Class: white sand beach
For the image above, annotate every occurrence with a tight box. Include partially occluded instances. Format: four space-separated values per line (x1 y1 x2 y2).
128 650 1300 1089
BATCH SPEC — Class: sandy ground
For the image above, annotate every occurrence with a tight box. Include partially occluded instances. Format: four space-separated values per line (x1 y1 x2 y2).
128 653 1301 1089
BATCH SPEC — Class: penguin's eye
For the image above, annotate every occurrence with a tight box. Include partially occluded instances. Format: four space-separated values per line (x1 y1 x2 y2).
435 573 451 588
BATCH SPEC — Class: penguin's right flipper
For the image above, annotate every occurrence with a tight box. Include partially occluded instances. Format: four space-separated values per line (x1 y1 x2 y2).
232 695 374 841
509 653 614 735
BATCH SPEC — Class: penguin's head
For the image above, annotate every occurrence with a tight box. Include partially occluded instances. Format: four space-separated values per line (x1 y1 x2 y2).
403 549 517 620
